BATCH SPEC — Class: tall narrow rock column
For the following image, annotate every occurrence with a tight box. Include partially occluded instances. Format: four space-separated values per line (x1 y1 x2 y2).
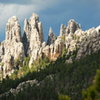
23 13 44 67
1 16 24 78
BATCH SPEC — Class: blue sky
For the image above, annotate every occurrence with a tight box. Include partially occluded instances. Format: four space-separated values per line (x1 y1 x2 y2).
0 0 100 41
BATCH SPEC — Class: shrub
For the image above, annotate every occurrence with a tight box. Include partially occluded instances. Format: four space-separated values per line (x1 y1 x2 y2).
58 94 70 100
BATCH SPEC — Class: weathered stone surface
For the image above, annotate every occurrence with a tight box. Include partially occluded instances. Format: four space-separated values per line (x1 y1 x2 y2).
75 27 100 60
23 13 44 67
6 16 21 42
67 19 80 34
43 36 65 61
0 16 24 78
23 13 44 56
42 45 50 58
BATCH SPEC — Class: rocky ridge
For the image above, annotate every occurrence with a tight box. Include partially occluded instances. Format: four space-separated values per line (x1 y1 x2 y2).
0 13 100 78
0 75 54 99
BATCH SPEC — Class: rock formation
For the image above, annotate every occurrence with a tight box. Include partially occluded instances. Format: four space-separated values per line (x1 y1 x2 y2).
60 24 66 36
66 19 80 34
0 13 100 78
0 79 38 98
0 16 24 78
23 13 43 55
23 13 44 67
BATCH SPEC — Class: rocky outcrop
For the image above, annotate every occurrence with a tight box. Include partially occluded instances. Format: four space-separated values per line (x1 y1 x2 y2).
23 13 44 67
0 13 100 78
22 19 30 56
0 79 38 98
23 13 43 56
42 40 64 61
0 74 54 99
60 24 67 36
64 26 100 62
6 16 21 42
66 19 80 34
59 19 80 37
0 16 24 78
76 27 100 60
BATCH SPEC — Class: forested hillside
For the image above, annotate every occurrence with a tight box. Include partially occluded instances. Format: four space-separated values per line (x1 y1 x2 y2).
0 50 100 100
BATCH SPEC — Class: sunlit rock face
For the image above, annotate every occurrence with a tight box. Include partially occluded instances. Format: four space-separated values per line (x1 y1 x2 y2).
23 13 44 56
67 19 80 34
64 26 100 63
23 13 44 67
29 13 43 52
42 39 64 61
5 16 24 58
0 16 24 78
6 16 21 42
57 19 100 63
75 27 100 60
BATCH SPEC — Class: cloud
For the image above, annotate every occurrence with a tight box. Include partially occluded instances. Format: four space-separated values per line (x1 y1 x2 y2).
0 4 33 26
0 0 59 5
0 0 33 5
0 0 100 41
0 0 59 25
0 0 59 36
0 0 99 29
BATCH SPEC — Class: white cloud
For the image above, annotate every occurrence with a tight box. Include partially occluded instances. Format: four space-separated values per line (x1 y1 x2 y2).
0 0 100 40
0 4 33 27
0 0 59 35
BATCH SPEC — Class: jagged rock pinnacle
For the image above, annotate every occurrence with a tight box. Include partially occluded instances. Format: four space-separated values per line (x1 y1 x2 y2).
0 13 100 78
6 16 21 42
67 19 80 34
49 27 53 35
60 24 66 36
22 13 44 67
0 16 24 78
23 13 44 56
47 27 56 45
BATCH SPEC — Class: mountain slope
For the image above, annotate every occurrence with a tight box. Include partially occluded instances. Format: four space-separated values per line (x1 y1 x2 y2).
0 50 100 100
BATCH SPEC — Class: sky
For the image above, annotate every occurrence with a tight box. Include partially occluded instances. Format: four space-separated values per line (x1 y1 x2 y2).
0 0 100 41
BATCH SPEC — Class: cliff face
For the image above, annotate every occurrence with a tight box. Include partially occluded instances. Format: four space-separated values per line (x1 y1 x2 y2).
0 13 100 78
